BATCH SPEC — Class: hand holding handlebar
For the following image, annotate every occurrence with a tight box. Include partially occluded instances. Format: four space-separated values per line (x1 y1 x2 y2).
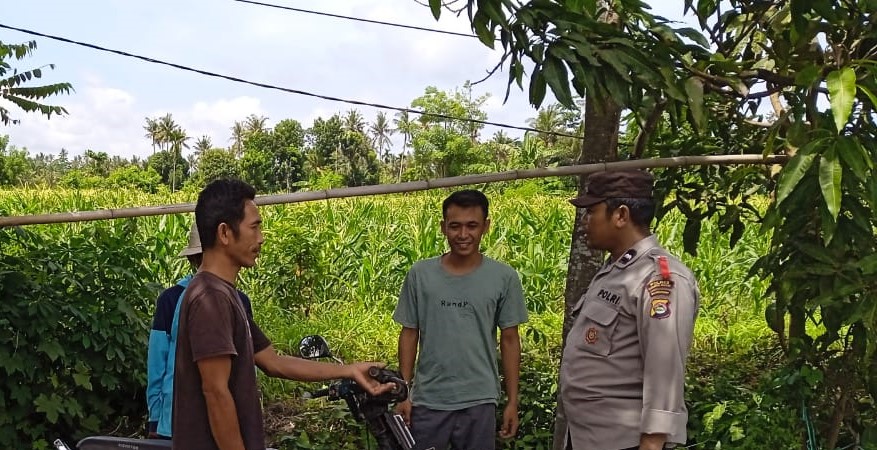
348 362 397 397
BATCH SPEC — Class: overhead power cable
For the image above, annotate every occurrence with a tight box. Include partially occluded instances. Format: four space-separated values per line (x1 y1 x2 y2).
0 23 581 140
232 0 479 40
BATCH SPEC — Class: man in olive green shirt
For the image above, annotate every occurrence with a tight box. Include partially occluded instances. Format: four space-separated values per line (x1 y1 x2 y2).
394 190 528 450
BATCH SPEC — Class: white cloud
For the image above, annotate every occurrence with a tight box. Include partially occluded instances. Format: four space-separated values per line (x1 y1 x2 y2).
173 97 266 146
2 81 143 157
2 77 271 160
0 0 578 160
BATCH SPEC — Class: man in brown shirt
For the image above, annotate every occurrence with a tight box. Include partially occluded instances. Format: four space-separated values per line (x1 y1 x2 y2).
173 179 392 450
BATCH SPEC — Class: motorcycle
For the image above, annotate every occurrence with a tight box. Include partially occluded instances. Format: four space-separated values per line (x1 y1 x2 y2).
52 335 412 450
53 436 170 450
298 334 415 450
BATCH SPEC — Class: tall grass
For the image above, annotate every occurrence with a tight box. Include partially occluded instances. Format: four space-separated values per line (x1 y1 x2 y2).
0 188 775 400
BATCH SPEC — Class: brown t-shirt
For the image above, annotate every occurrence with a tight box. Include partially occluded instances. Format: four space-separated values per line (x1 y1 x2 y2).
172 271 271 450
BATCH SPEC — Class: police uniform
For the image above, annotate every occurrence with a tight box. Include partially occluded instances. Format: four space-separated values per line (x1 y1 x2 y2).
560 171 700 450
559 171 700 450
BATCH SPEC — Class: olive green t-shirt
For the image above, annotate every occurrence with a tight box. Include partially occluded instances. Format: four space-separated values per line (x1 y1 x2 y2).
393 255 528 410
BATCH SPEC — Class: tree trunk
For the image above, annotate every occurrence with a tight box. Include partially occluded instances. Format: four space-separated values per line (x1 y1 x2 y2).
552 94 622 449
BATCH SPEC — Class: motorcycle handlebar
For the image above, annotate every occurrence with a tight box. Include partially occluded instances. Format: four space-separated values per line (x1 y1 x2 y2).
305 366 408 403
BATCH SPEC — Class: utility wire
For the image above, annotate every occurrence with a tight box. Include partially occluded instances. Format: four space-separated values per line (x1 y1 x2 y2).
0 23 582 140
232 0 479 40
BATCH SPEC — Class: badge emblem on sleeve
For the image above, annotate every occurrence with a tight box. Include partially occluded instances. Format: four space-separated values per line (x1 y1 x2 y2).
649 298 671 319
585 327 598 344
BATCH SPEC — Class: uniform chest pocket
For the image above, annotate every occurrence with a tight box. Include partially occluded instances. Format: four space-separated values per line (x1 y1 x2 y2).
575 301 620 356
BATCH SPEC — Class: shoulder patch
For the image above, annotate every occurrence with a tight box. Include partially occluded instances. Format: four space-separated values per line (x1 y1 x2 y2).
647 279 674 297
649 298 671 319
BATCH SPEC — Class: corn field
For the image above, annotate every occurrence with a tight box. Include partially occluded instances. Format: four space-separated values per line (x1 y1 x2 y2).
0 188 781 448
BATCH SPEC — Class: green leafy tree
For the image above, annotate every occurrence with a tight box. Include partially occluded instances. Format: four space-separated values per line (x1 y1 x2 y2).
411 83 489 140
306 115 345 174
239 127 305 193
0 40 72 125
338 130 380 187
272 119 307 191
191 148 240 187
83 150 110 178
0 135 31 185
440 0 877 447
105 165 162 193
146 150 189 190
407 126 479 179
404 85 491 178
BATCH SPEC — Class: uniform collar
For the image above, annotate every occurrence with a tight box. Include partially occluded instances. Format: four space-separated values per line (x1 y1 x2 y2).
608 234 659 271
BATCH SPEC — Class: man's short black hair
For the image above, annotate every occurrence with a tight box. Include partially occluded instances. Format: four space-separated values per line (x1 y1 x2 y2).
442 189 489 219
196 179 256 250
605 197 656 229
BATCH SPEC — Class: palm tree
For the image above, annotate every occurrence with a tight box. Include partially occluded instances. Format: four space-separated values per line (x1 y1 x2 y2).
143 117 160 154
230 121 246 157
156 114 178 152
168 128 190 192
193 135 212 154
369 111 394 162
393 111 416 182
343 109 365 133
244 114 269 135
526 104 565 145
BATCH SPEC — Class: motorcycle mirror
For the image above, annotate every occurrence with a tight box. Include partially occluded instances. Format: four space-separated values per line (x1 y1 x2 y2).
299 335 332 359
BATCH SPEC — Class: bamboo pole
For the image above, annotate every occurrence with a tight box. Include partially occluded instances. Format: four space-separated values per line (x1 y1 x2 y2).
0 154 787 227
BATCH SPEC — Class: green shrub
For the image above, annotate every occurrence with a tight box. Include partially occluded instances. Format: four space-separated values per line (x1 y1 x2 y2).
686 340 802 449
0 220 163 449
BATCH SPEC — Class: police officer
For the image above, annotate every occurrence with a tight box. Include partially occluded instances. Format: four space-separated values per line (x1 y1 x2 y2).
558 170 699 450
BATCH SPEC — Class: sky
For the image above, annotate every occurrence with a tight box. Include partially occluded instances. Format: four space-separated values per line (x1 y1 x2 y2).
0 0 689 160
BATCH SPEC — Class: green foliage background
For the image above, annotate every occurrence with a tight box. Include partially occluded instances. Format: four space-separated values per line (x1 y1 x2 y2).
0 186 854 449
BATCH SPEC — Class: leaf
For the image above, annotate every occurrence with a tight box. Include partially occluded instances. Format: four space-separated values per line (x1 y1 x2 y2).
859 254 877 275
776 153 817 206
826 67 856 133
793 241 835 264
528 66 547 109
836 137 869 181
37 340 65 362
819 149 843 221
428 0 442 19
682 216 701 256
858 85 877 109
478 0 507 26
542 55 573 107
795 65 821 87
472 15 495 47
34 393 64 423
684 77 706 132
72 372 93 390
595 49 632 82
675 27 710 48
819 186 839 246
